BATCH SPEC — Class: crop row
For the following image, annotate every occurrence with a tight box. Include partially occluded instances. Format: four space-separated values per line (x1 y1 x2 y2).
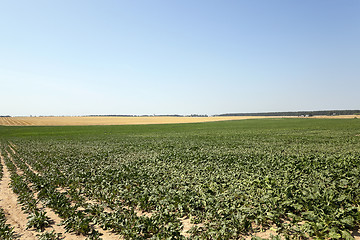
0 208 14 240
0 148 15 239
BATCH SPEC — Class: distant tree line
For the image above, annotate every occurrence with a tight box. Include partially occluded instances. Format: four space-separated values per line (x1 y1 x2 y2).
87 114 185 117
87 115 136 117
3 111 359 118
185 114 209 117
153 114 184 117
87 114 211 117
217 110 360 117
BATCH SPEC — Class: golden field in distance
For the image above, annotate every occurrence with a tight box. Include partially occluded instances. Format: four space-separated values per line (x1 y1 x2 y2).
0 115 357 126
0 116 282 126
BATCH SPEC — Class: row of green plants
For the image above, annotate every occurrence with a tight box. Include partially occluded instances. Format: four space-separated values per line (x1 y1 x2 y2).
0 208 14 240
1 145 51 233
0 149 15 239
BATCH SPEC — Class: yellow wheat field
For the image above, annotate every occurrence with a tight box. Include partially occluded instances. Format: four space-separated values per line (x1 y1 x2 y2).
0 115 357 126
0 116 294 126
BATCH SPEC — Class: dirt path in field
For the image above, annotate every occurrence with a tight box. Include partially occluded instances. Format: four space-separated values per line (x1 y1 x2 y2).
0 151 38 239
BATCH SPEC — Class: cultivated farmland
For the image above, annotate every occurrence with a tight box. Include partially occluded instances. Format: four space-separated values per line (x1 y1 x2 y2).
0 115 357 126
0 116 292 126
0 119 359 239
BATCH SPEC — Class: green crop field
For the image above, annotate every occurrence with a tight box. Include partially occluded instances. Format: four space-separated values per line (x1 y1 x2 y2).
0 118 360 239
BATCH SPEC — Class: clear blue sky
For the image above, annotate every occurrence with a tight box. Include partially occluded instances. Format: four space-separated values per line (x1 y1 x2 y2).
1 0 359 116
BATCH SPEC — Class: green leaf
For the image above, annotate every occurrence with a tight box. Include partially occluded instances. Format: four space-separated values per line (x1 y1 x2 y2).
341 230 354 240
328 229 341 239
340 216 354 227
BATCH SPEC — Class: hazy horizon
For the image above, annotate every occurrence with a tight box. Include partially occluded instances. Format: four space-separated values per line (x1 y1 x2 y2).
1 1 359 116
2 109 359 118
